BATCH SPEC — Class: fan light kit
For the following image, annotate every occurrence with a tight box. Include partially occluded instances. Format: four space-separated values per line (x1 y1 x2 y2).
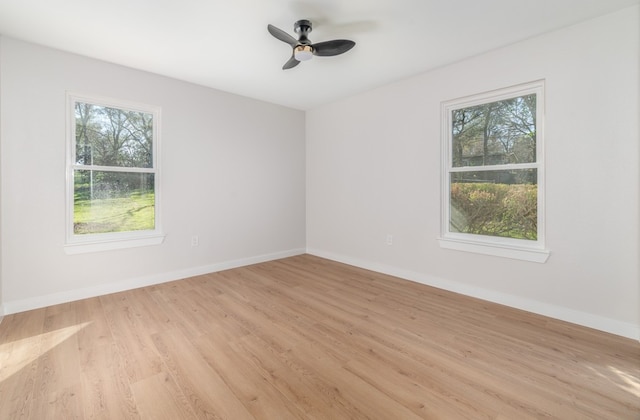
294 45 314 61
268 19 355 69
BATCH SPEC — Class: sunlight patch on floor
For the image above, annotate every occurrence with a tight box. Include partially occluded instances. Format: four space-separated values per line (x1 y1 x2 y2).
0 322 91 383
585 363 640 397
607 365 640 396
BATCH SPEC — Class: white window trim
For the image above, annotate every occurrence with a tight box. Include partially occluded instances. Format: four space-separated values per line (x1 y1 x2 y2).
64 92 165 254
438 80 549 263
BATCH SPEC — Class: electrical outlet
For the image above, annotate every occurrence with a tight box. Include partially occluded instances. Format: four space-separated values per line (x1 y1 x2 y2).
191 235 199 247
386 234 393 245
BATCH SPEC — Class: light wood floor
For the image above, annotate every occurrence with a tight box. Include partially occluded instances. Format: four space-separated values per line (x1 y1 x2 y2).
1 255 638 419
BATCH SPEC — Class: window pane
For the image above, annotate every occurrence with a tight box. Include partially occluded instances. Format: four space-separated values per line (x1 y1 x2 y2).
450 169 537 240
74 170 155 235
452 94 536 167
75 102 153 168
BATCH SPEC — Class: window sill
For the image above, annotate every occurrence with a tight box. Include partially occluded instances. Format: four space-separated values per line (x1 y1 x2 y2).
64 233 165 255
438 237 549 263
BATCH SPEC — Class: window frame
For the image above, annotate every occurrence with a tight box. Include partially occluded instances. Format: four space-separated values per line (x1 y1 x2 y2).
439 80 549 263
64 92 164 254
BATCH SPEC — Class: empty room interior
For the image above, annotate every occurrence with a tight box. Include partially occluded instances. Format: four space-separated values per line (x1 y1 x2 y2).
0 0 639 418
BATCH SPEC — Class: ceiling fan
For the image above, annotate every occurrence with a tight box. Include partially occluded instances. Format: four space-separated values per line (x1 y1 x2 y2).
267 20 356 70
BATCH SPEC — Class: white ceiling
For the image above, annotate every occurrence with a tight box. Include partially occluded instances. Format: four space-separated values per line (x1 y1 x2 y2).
0 0 637 110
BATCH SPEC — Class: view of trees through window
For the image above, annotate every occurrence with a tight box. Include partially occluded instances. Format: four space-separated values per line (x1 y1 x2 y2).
449 93 538 240
73 101 156 235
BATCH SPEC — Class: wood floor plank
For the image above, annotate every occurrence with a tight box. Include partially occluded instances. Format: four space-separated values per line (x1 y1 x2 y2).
0 254 638 419
193 331 307 419
232 334 368 420
130 372 196 420
99 293 166 384
150 327 255 419
74 297 113 350
0 308 47 419
79 342 140 420
28 383 83 420
31 306 83 407
283 338 427 420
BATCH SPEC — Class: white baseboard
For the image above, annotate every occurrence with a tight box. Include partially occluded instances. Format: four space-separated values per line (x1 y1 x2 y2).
307 248 640 341
1 248 306 316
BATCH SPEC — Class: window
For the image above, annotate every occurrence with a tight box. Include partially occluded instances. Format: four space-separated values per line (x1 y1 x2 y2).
65 93 164 254
439 81 549 262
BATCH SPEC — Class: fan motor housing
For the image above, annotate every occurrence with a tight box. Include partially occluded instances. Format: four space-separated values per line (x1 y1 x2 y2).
294 20 312 35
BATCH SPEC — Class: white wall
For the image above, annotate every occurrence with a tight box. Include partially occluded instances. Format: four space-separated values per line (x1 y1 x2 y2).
0 37 306 313
307 7 640 339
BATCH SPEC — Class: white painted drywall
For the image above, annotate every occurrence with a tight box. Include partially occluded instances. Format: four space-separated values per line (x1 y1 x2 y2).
306 7 640 339
0 37 306 312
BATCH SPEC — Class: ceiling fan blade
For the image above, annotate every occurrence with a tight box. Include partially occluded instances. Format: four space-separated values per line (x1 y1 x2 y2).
282 55 300 70
312 39 355 56
267 24 298 48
